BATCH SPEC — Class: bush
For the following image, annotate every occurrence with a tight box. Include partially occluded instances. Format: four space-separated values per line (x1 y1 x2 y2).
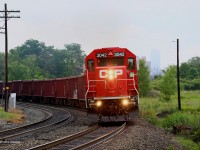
159 66 177 101
148 90 160 98
193 129 200 143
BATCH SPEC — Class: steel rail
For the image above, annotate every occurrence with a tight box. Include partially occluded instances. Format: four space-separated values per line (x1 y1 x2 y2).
71 122 126 150
27 125 99 150
0 115 71 141
0 106 53 136
0 103 72 141
27 122 126 150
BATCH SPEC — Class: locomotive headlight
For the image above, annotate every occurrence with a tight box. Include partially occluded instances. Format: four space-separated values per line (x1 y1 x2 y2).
109 75 114 80
108 69 114 80
96 101 102 107
122 99 129 106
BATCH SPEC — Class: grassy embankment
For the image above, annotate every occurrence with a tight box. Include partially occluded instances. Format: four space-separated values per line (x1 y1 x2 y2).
139 90 200 150
0 107 25 124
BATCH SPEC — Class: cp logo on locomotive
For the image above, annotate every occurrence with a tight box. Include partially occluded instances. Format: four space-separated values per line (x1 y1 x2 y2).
99 69 123 78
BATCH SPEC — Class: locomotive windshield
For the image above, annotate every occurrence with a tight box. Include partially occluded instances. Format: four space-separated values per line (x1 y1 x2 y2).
98 57 124 66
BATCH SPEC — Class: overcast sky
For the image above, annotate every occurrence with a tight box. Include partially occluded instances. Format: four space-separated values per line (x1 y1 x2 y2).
0 0 200 69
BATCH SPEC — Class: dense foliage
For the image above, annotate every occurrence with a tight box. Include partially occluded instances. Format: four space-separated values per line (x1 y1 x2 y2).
151 56 200 93
0 39 86 80
179 57 200 90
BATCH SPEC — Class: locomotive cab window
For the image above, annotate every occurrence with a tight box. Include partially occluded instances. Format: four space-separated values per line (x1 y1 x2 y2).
128 58 134 70
98 58 124 66
88 59 95 71
111 58 124 66
98 58 108 66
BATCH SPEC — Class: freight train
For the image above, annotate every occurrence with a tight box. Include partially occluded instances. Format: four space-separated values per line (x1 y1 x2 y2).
0 47 139 122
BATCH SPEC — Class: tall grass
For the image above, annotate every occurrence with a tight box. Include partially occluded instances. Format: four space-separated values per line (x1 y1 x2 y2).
139 90 200 149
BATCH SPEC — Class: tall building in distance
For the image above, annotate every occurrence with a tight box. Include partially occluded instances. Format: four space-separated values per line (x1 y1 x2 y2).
140 56 151 73
150 49 161 77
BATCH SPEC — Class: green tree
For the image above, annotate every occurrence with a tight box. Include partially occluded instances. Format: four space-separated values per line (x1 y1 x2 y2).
159 65 177 101
138 59 151 97
7 39 86 80
50 49 67 78
64 43 86 76
188 67 199 79
180 62 190 79
9 39 55 79
8 62 30 80
180 56 200 80
188 56 200 73
9 39 46 59
8 54 44 80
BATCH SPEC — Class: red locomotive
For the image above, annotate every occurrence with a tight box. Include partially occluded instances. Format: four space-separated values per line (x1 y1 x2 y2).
0 47 139 122
85 47 139 121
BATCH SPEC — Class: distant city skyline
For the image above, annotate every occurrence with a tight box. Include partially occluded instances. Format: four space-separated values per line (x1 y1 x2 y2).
151 49 161 76
140 54 162 77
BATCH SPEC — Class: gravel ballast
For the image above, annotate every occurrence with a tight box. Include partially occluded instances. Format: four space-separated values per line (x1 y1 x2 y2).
0 106 185 150
95 118 185 150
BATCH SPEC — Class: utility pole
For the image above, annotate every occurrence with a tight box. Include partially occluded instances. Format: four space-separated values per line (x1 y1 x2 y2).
177 39 181 111
0 3 20 112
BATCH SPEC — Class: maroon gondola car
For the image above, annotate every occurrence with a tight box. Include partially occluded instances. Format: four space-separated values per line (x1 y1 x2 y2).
21 80 33 101
55 78 67 105
43 79 55 103
12 80 22 99
32 80 44 102
77 75 85 109
67 76 78 107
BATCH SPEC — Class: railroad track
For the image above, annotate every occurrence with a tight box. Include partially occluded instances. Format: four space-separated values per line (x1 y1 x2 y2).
0 102 72 141
28 122 126 150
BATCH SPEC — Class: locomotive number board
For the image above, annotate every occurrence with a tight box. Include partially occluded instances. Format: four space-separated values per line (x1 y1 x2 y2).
96 52 125 58
96 53 107 58
114 52 125 57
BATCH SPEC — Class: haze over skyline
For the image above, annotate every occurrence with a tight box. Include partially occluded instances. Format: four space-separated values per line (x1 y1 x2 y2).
0 0 200 69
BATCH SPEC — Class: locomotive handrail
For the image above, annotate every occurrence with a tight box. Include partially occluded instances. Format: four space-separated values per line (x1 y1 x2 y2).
85 68 139 108
87 79 138 94
85 69 89 108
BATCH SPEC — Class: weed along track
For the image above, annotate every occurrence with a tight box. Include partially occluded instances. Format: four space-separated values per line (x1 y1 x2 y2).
27 122 126 150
